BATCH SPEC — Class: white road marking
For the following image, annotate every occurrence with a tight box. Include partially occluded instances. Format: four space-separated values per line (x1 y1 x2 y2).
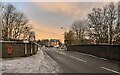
56 50 107 63
77 52 108 61
70 56 87 63
59 52 67 55
56 51 87 63
87 54 97 58
99 58 107 60
101 67 120 74
78 52 97 58
53 50 67 56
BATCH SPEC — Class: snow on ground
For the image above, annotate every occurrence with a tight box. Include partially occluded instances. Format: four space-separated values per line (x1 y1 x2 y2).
1 47 60 73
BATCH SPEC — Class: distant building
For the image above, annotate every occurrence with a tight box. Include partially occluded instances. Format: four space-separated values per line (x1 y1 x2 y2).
49 39 60 47
41 39 49 47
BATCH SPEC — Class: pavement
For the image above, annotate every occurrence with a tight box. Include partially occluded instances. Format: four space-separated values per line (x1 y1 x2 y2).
45 47 120 74
1 47 60 74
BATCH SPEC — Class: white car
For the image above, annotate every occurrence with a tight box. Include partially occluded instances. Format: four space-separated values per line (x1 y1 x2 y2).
54 45 59 48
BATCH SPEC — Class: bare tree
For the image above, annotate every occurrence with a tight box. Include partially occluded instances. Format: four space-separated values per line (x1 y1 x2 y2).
12 12 29 40
1 4 32 40
71 20 88 45
112 2 120 44
87 2 119 44
0 3 4 40
65 30 76 45
105 2 118 44
88 7 105 44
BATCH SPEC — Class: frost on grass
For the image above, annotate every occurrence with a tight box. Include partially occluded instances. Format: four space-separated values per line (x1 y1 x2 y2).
2 48 60 73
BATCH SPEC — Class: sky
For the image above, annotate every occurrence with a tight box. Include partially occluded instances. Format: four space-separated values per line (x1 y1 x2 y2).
0 0 119 42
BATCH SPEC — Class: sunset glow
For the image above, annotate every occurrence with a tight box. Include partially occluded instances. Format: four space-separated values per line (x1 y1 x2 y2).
1 0 117 42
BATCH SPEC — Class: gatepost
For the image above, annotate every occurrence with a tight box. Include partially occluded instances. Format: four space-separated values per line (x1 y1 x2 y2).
23 26 29 56
23 40 29 56
0 30 2 58
0 41 2 58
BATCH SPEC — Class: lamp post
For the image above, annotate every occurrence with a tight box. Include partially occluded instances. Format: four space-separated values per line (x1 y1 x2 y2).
61 27 67 45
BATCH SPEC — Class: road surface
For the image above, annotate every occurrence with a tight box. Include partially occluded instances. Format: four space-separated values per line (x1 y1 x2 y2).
45 48 120 74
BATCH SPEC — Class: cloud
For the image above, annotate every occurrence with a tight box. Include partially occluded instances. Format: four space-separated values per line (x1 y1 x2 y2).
33 3 81 18
1 0 119 2
33 2 113 19
30 20 64 41
29 2 113 41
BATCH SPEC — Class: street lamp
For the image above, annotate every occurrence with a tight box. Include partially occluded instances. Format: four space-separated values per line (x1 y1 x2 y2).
61 27 67 45
61 27 66 32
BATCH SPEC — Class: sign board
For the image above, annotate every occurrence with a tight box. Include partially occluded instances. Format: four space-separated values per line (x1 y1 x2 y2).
24 36 29 41
23 26 29 33
23 26 29 40
23 40 29 43
29 37 35 41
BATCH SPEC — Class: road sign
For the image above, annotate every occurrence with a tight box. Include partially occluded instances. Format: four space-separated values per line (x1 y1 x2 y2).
23 40 29 43
29 37 35 41
29 31 35 41
23 26 30 40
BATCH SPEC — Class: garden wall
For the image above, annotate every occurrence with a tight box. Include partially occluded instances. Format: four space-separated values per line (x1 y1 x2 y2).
67 45 120 61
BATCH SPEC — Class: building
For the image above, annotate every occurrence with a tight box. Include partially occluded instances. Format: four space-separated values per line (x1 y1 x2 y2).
49 39 60 47
41 39 49 47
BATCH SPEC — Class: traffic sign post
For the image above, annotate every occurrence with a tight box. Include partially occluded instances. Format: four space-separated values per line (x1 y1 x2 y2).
23 26 30 41
23 26 30 56
28 31 35 55
31 43 33 55
23 40 29 56
25 44 27 56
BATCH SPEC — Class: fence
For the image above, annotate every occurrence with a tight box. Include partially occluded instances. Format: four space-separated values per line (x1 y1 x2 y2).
0 41 38 58
67 45 120 61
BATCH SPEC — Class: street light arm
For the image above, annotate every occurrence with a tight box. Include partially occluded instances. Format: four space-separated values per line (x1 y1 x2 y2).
61 27 66 32
61 27 67 44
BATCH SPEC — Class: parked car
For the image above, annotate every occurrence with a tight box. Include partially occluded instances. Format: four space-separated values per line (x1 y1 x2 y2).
60 44 67 50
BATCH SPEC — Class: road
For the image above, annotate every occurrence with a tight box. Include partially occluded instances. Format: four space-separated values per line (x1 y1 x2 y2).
45 48 120 74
